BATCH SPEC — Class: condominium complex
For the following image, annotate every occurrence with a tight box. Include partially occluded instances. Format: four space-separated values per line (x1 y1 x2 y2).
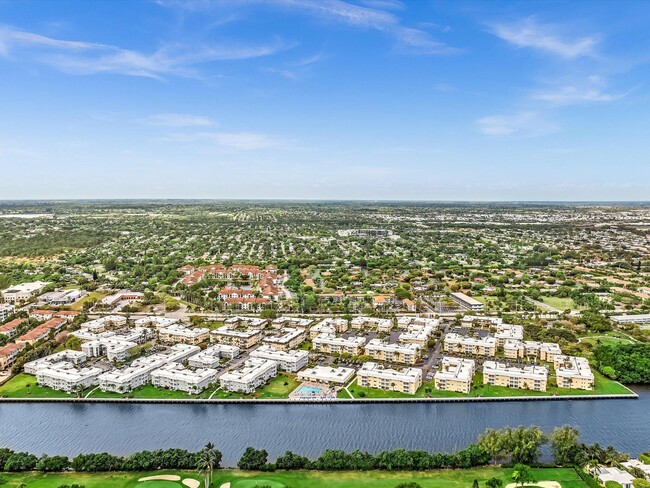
443 333 496 357
35 362 103 393
494 323 524 347
81 315 128 332
211 325 263 348
504 340 562 362
98 344 199 393
0 342 26 370
398 324 435 347
483 361 549 391
187 344 240 368
397 316 439 329
309 318 348 338
0 303 15 321
271 316 314 329
158 324 209 345
249 345 309 372
297 365 355 385
351 316 393 332
150 363 218 394
15 317 66 345
554 355 594 390
219 357 278 393
312 333 366 355
262 327 306 350
365 339 420 364
357 361 422 395
224 316 268 329
134 316 178 329
434 357 476 394
450 292 484 311
74 327 153 362
0 318 27 339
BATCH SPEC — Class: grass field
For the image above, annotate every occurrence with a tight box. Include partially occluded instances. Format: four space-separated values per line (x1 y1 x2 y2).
0 373 83 398
208 375 301 400
70 291 107 311
540 297 583 311
579 331 635 348
0 467 587 488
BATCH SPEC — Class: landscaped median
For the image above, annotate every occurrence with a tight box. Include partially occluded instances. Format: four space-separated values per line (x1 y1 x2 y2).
0 467 589 488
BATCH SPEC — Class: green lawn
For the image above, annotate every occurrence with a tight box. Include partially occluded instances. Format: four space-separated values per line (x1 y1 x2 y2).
0 373 81 399
88 384 200 400
540 297 583 311
70 291 107 311
207 374 302 400
0 467 587 488
580 331 635 348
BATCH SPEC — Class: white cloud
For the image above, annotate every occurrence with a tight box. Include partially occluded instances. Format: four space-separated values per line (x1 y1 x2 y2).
491 17 599 58
0 25 289 78
141 113 215 127
477 111 557 137
531 85 625 105
162 131 286 150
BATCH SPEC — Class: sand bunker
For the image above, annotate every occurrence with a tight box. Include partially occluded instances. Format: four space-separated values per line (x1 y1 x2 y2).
138 475 182 482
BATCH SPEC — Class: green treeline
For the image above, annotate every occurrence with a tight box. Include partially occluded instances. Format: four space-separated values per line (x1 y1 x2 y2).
593 343 650 383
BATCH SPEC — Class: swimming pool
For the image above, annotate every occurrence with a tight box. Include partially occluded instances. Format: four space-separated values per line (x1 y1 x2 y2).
298 386 323 395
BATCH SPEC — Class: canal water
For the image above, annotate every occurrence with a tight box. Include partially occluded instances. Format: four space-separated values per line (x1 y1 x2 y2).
1 386 648 466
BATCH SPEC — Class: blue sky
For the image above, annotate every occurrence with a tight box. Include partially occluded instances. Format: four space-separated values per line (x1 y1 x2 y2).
1 0 649 200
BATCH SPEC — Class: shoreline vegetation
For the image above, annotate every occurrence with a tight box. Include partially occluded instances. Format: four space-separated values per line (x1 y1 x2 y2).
0 426 645 488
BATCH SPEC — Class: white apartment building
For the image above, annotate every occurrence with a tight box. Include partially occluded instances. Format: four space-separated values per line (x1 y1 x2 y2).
434 357 476 394
312 333 366 355
150 363 218 394
397 316 440 329
0 303 15 321
504 340 562 362
309 318 348 338
35 362 103 393
271 316 314 328
250 345 309 372
398 324 435 347
494 323 524 347
357 362 422 395
2 281 49 303
365 339 420 364
461 315 502 326
98 344 199 393
158 324 209 345
351 316 393 332
187 344 240 368
211 325 263 348
554 355 594 390
134 316 178 329
224 316 268 328
450 292 484 311
262 327 306 351
24 350 87 375
443 333 497 357
483 361 549 391
297 365 355 385
219 358 278 394
81 315 128 332
82 337 138 362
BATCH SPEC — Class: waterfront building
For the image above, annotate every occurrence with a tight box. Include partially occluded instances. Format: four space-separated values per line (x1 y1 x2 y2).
483 361 548 391
23 350 87 375
443 333 496 357
250 345 309 372
364 339 420 364
504 340 563 362
593 466 635 488
35 362 102 393
297 365 355 385
312 333 366 355
187 344 239 368
450 292 484 311
357 361 422 395
219 358 278 394
262 327 306 351
211 325 263 348
434 357 476 394
150 363 218 394
554 355 594 390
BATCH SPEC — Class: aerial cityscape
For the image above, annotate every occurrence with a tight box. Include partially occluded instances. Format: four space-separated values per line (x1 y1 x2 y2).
1 1 649 488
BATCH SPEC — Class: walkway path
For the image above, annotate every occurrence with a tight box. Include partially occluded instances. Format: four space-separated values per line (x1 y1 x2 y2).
208 386 222 400
343 379 355 399
504 481 560 488
84 386 100 398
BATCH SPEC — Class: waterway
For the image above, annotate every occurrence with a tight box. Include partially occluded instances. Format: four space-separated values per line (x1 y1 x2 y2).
0 386 648 466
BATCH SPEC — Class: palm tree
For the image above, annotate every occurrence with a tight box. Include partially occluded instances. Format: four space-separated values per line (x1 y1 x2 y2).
197 442 218 488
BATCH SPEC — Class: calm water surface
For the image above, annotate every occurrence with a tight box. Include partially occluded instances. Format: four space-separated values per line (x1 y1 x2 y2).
1 387 648 466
